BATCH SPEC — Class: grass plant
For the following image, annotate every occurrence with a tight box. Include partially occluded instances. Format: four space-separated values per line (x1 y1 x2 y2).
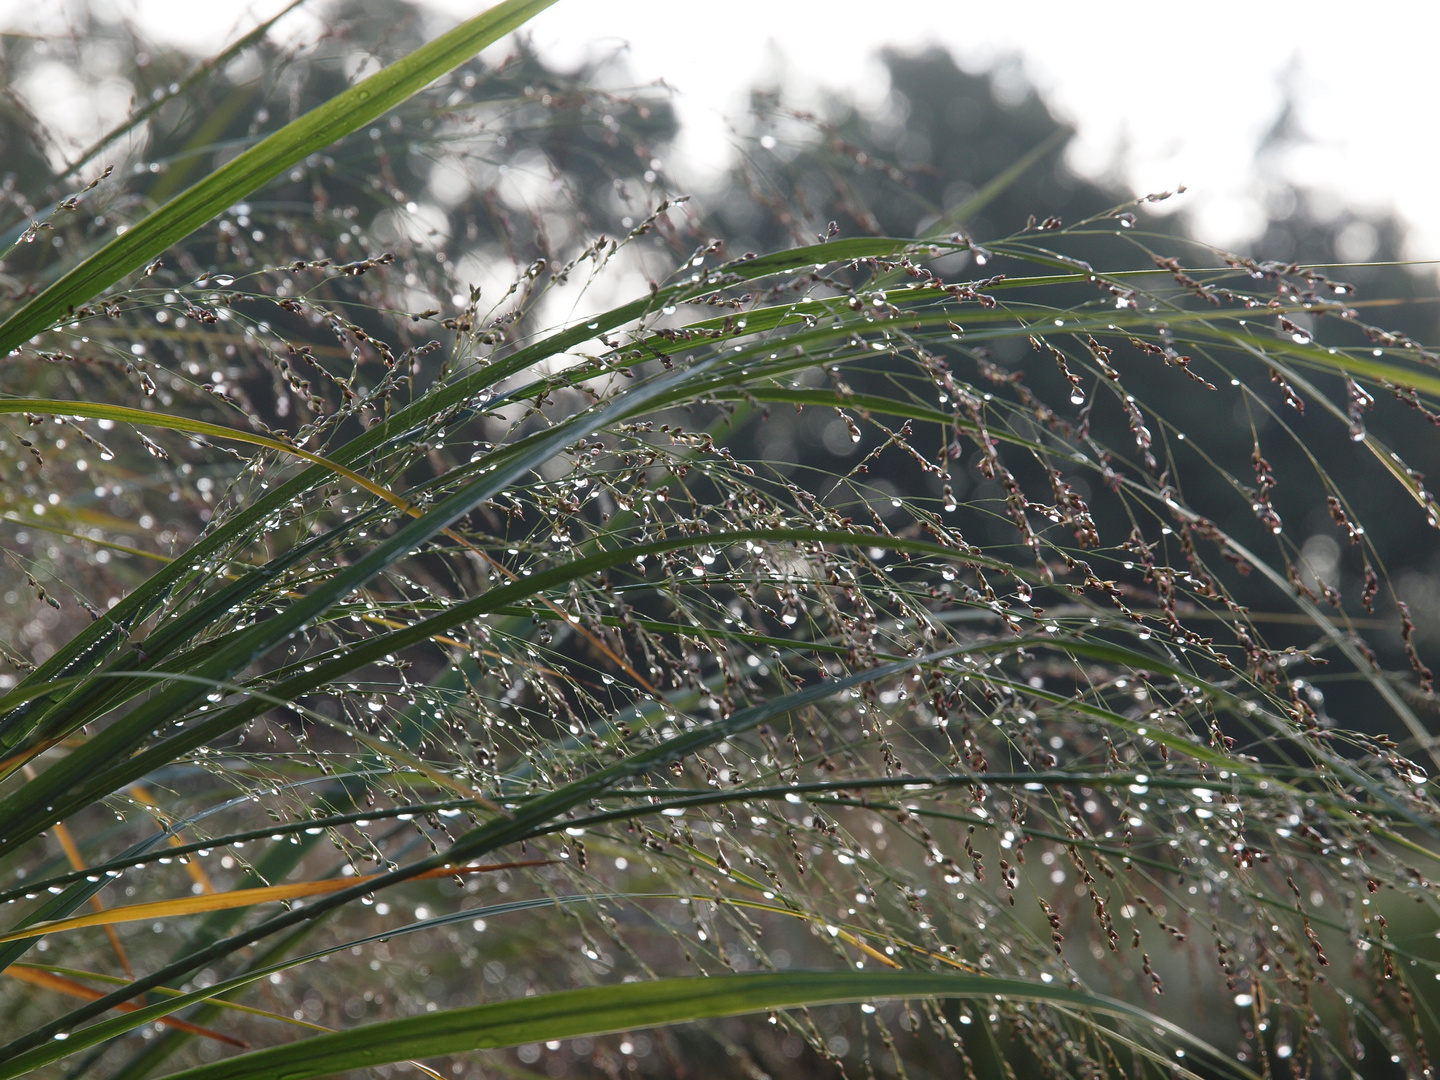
1 3 1439 1078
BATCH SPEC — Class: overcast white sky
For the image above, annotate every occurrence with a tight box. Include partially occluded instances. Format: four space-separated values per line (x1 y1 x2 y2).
5 0 1435 263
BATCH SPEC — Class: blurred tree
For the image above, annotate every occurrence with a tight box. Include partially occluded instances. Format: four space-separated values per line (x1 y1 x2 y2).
698 46 1439 700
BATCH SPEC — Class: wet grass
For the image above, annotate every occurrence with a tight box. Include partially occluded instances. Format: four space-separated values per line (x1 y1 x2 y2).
1 4 1439 1079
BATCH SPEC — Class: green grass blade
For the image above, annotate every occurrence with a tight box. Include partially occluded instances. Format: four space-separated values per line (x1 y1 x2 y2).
0 398 394 494
0 0 556 357
0 831 172 974
144 972 1247 1080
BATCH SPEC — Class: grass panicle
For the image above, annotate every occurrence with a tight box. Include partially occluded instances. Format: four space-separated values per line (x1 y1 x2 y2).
0 4 1438 1080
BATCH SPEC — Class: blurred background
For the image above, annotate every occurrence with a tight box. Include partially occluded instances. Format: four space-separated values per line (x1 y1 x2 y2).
7 0 1440 261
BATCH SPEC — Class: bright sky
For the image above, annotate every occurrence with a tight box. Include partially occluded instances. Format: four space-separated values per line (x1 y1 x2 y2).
7 0 1437 263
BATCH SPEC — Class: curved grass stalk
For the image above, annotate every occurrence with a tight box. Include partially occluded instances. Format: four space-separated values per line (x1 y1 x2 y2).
145 972 1254 1080
0 0 557 356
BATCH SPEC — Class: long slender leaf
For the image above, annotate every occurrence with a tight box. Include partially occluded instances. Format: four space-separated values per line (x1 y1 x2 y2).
0 0 557 356
147 972 1251 1080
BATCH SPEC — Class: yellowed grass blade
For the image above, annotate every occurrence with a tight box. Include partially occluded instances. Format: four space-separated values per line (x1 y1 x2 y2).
4 399 659 697
0 859 550 945
7 963 443 1075
3 966 245 1046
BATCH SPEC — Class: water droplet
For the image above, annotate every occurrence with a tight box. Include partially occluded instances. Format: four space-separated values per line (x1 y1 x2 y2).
211 274 235 286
